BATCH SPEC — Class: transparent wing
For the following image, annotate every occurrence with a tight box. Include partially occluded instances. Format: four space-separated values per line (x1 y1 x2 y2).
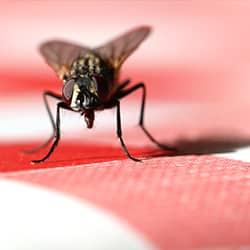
39 40 91 80
95 26 151 69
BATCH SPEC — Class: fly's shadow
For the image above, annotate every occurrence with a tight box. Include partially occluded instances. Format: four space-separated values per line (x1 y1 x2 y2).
172 135 250 156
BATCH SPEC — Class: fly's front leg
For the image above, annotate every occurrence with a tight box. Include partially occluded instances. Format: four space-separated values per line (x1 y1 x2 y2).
115 100 141 162
117 83 176 151
32 102 67 163
24 91 62 154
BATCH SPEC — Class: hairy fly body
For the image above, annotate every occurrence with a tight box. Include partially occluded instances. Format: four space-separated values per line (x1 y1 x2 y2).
29 26 175 163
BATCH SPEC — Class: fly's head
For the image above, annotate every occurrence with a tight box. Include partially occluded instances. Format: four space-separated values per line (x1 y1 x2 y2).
62 78 99 129
63 77 100 109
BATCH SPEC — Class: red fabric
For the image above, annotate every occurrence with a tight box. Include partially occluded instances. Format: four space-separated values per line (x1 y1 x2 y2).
3 153 250 249
0 142 169 172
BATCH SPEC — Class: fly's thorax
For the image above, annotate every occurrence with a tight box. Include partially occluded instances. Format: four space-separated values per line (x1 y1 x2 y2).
70 53 115 101
70 52 103 77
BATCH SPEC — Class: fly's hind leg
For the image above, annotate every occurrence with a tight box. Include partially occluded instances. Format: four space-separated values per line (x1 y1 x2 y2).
116 82 176 152
115 100 141 162
116 79 131 92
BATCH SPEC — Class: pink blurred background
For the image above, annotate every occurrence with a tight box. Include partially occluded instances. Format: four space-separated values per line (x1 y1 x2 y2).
1 1 250 152
1 1 250 102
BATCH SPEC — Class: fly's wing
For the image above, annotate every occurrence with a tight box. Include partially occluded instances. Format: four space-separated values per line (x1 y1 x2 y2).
39 40 91 80
94 26 151 70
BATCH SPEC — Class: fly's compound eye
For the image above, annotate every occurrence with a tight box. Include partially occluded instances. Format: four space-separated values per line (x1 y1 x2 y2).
62 79 75 102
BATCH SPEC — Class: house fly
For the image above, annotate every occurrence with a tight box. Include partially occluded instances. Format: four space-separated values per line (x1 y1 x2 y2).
30 26 175 163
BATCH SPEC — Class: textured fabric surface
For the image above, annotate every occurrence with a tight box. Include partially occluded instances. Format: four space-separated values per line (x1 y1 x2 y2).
3 155 250 249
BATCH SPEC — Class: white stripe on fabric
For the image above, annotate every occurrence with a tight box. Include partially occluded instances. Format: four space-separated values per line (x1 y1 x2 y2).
0 179 155 250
